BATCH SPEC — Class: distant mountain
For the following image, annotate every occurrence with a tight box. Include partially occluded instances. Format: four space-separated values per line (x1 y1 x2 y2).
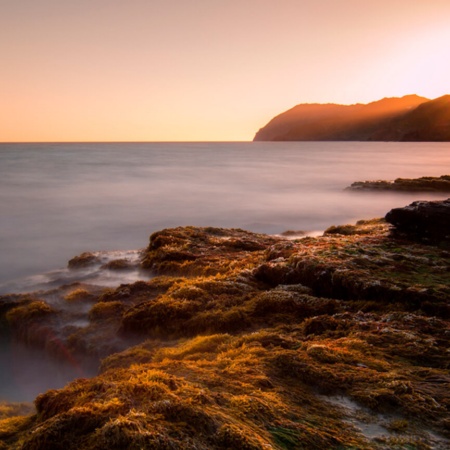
253 95 450 141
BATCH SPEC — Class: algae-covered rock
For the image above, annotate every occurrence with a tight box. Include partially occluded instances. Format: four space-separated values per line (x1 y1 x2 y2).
142 226 279 276
347 175 450 192
2 211 450 449
68 252 100 269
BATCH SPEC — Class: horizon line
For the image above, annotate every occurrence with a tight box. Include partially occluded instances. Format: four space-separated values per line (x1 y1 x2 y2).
0 140 255 144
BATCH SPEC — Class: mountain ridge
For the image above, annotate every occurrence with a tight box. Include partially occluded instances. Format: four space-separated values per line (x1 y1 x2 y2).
254 95 450 141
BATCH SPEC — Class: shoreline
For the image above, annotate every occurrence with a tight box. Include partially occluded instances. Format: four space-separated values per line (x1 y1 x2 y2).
0 250 151 296
1 199 449 448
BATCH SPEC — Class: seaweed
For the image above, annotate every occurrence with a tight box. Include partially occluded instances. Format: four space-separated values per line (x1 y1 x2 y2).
1 218 449 449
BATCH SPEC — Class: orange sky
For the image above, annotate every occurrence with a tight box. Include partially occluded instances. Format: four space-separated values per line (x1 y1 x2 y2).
1 0 450 142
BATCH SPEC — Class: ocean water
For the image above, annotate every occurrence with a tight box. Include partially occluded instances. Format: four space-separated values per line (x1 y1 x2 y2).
1 141 449 293
1 141 450 402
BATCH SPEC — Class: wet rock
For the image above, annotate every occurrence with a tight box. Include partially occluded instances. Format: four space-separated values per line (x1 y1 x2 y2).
280 229 307 237
347 175 450 192
253 261 300 287
385 198 450 245
142 226 279 276
101 259 135 270
2 211 450 449
68 252 100 269
0 295 34 333
303 316 342 336
324 224 360 235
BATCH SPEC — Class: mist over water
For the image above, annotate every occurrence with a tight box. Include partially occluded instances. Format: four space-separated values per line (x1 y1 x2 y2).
0 338 96 402
0 141 449 402
1 141 449 290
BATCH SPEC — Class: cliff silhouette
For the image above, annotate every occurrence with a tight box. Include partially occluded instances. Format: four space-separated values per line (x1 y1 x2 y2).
254 95 450 141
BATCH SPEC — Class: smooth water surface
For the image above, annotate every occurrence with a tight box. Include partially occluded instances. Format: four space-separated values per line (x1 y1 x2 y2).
1 141 449 291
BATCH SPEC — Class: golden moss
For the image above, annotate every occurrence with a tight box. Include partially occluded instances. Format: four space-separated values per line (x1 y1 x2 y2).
64 288 92 303
153 334 232 362
0 403 34 420
2 221 449 449
100 344 158 372
88 301 126 321
4 320 448 448
0 415 34 446
215 423 265 449
6 301 54 326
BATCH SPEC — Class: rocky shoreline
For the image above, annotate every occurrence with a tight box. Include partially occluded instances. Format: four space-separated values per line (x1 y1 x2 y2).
1 200 449 449
346 175 450 192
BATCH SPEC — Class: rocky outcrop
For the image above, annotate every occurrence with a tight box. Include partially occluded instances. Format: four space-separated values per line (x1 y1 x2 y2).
347 175 450 192
254 94 450 141
68 252 101 268
1 213 449 449
385 198 450 245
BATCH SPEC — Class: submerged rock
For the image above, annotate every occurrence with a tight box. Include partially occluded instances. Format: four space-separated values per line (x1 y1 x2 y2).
385 198 450 245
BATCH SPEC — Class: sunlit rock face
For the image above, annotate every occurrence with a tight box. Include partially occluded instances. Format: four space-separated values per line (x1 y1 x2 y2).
254 94 450 141
386 198 450 245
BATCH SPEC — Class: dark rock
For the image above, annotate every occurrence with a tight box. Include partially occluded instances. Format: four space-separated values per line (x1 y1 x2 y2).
385 198 450 245
324 224 359 235
347 175 450 192
253 262 300 287
101 259 134 270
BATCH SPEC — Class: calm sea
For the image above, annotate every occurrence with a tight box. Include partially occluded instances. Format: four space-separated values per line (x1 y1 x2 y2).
1 141 450 402
1 141 449 293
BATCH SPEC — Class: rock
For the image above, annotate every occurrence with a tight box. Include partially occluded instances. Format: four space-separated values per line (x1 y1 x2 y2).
141 226 280 276
68 252 100 269
346 175 450 192
385 198 450 245
2 215 450 449
101 259 134 270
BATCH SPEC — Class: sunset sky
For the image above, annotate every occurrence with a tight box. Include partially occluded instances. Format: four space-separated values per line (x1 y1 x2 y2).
1 0 450 142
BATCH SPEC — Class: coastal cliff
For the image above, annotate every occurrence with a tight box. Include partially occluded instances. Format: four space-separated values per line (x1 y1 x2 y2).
0 200 449 449
254 95 450 141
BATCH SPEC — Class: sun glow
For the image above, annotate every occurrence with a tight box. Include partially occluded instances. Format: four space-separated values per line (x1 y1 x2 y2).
384 26 450 99
1 1 450 142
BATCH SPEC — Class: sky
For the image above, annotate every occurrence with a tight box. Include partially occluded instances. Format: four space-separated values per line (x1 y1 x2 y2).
1 0 450 142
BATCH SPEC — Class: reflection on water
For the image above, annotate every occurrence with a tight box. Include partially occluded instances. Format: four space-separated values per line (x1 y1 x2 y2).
1 141 449 286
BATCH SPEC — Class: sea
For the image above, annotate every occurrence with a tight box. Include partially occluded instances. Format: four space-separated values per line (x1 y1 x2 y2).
1 141 449 294
1 141 450 402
